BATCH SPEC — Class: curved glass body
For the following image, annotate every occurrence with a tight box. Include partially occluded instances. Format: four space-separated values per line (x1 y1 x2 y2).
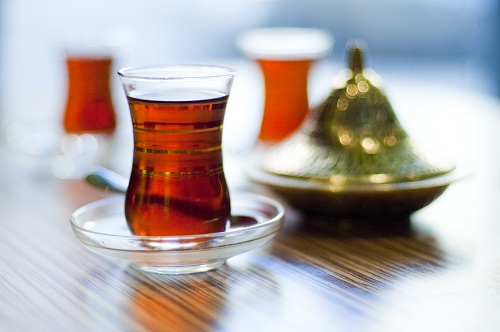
118 65 236 236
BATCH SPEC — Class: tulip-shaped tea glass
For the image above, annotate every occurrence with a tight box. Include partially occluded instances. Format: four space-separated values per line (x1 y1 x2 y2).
118 65 236 236
64 54 116 133
2 48 117 178
237 28 333 144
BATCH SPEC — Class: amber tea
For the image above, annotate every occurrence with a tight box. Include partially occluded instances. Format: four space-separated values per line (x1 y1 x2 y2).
64 57 116 133
257 58 312 143
125 93 230 236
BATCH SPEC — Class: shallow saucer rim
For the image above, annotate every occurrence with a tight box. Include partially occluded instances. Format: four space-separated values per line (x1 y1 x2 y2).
70 192 285 240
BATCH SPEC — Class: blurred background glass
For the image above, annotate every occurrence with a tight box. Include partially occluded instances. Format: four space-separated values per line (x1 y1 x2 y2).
0 0 498 153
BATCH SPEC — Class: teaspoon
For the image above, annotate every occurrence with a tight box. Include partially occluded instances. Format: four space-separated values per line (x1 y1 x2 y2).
86 166 128 193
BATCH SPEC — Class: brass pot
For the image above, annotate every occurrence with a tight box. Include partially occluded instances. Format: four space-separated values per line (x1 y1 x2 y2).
246 40 465 218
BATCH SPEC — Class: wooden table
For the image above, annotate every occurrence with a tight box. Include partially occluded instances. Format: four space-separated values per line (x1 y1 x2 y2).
1 61 500 332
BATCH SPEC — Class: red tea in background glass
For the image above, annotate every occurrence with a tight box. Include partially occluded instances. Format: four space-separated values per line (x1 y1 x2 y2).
64 57 116 133
236 28 333 144
118 65 236 236
257 58 312 143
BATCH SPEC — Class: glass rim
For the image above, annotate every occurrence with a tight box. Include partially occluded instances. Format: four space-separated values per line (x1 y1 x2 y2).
70 192 285 240
117 64 237 81
236 27 333 60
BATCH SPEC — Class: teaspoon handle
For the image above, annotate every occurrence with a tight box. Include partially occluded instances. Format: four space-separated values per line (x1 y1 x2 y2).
86 166 128 193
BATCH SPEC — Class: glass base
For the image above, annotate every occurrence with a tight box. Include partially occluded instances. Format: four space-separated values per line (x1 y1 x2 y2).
133 260 225 274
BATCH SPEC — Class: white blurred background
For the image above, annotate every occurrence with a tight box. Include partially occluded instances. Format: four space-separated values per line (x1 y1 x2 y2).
0 0 498 156
1 0 498 101
1 0 498 89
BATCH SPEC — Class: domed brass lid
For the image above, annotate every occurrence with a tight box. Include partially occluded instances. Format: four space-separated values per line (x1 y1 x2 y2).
261 40 455 185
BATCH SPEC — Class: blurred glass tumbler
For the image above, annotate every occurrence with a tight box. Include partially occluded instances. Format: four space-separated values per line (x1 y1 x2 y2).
118 65 236 236
237 28 333 144
64 54 116 133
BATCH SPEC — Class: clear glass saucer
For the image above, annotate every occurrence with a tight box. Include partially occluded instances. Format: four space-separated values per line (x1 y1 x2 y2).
70 192 285 274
